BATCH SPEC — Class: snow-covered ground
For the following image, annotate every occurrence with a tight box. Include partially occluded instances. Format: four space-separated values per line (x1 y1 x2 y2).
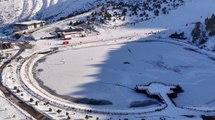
2 0 215 119
9 38 214 120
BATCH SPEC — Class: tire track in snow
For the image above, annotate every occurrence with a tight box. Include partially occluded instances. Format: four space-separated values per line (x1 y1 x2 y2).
98 81 134 90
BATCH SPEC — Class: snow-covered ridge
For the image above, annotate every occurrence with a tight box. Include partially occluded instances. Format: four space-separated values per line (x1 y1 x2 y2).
0 0 99 26
0 0 186 28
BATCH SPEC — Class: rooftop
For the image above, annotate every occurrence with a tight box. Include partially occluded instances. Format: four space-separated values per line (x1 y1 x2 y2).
55 28 84 33
14 20 46 26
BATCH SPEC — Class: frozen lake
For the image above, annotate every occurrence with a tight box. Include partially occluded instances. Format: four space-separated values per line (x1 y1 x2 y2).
35 41 215 109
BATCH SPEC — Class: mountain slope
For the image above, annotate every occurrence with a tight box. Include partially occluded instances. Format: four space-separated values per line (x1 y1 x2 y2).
0 0 99 26
0 0 185 26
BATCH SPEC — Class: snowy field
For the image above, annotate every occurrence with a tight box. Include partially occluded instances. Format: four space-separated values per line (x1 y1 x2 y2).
35 41 215 110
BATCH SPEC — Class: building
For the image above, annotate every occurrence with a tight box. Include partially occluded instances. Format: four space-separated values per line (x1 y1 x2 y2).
14 20 46 31
55 28 86 40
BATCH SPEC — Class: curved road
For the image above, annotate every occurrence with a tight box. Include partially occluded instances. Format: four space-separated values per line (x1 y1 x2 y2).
0 44 50 120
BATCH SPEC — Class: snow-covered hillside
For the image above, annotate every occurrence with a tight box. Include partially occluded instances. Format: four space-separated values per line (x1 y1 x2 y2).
0 0 98 26
2 0 215 119
0 0 185 27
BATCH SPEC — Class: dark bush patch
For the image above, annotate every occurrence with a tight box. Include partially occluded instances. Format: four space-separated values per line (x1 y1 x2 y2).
72 98 112 105
130 100 158 108
169 32 186 40
123 61 130 64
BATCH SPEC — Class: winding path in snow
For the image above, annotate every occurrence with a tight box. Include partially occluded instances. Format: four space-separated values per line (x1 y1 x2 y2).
0 44 49 120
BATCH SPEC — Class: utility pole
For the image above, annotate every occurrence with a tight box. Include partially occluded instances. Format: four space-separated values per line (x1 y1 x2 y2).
0 39 3 64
